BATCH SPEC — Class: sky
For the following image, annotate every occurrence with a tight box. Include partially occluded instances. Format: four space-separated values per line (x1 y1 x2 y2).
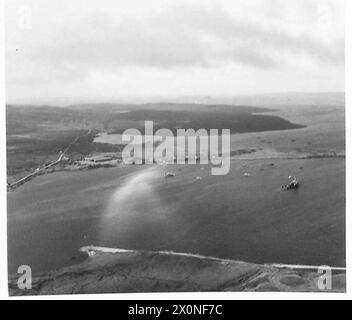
5 0 345 102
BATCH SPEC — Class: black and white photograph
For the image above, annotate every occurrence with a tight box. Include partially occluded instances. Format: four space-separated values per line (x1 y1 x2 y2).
1 0 349 300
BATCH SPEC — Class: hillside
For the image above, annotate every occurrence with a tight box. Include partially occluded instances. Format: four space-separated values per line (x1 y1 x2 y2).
8 247 345 295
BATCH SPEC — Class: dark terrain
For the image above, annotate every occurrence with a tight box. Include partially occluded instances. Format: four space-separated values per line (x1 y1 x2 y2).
8 248 345 295
6 103 304 181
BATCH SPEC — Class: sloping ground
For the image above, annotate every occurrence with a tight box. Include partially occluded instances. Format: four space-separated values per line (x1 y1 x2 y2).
8 248 345 295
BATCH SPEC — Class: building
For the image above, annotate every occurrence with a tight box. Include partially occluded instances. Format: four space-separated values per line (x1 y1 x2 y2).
84 155 113 163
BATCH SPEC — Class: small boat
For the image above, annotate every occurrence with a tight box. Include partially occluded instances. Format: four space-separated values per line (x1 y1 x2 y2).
282 176 300 190
164 172 176 178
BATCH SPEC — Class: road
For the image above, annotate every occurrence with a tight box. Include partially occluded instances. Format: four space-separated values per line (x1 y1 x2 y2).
8 130 91 190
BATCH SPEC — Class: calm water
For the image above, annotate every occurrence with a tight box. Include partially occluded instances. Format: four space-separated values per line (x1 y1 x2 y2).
7 157 345 274
7 105 345 274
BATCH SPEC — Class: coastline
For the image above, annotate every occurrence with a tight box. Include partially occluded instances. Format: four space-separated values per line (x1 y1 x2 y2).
80 246 347 270
6 103 345 294
8 246 346 295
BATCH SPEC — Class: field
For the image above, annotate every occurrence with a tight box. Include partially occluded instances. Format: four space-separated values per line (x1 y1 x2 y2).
6 105 124 182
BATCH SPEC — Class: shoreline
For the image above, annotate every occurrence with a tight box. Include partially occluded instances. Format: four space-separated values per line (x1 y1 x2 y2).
79 246 347 270
8 245 346 295
7 148 345 193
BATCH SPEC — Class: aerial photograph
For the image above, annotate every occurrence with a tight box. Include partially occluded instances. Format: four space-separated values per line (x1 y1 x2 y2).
5 0 345 295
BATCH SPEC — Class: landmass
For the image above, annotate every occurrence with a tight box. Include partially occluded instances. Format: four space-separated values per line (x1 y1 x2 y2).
8 247 345 295
6 103 305 189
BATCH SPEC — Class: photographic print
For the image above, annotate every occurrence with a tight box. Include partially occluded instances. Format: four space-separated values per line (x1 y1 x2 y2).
4 0 345 296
